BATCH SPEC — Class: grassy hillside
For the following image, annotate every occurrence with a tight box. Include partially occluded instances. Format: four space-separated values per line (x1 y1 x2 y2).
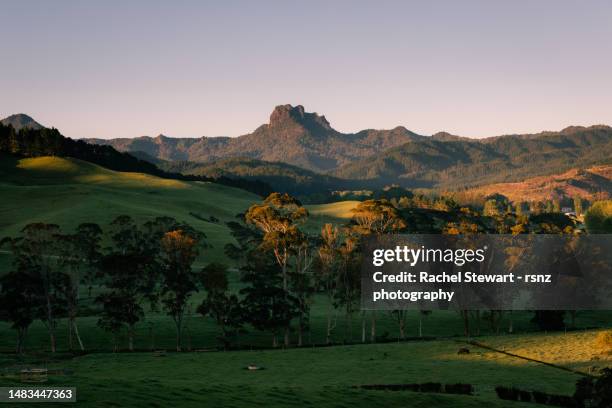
308 201 360 219
0 155 261 264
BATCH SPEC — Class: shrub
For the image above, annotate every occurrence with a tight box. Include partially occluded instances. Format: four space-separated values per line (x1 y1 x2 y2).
518 389 532 402
419 382 442 393
547 394 575 407
495 386 519 401
574 377 594 408
584 200 612 234
532 390 549 404
592 368 612 408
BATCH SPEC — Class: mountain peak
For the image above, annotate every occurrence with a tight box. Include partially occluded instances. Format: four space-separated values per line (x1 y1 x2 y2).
1 113 44 131
269 104 332 131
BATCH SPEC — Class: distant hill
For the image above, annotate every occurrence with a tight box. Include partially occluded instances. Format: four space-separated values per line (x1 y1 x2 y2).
459 165 612 202
84 104 423 172
333 125 612 189
0 121 272 196
1 113 44 131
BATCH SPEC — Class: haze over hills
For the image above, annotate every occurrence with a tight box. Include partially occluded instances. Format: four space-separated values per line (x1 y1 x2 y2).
84 104 423 172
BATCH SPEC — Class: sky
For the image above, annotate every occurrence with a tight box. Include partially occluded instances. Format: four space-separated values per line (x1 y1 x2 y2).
2 0 612 139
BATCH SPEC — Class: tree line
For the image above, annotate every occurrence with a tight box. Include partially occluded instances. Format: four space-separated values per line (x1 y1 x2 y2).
1 192 610 353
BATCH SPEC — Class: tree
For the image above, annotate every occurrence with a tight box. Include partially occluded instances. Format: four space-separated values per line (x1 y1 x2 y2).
197 263 243 350
0 271 43 353
528 213 576 234
290 237 315 346
240 254 298 347
97 251 153 351
159 229 201 351
483 199 500 217
245 192 308 346
545 200 554 213
585 200 612 233
350 199 406 235
515 201 524 217
335 232 361 343
96 291 144 352
58 223 102 351
95 217 162 351
350 199 406 342
316 224 341 344
8 224 69 353
573 196 583 216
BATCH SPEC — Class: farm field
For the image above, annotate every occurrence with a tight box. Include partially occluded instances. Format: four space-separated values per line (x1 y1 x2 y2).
2 330 609 408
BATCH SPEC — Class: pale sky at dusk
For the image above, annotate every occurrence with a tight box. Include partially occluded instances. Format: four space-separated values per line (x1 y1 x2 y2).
2 1 612 139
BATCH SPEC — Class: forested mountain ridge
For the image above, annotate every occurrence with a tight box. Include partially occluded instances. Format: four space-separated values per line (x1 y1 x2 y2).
333 125 612 189
84 104 423 172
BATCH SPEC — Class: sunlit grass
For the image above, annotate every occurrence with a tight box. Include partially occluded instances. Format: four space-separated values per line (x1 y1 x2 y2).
307 200 360 219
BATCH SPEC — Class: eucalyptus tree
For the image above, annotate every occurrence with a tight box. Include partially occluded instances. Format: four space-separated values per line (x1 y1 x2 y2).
245 192 308 346
350 199 406 342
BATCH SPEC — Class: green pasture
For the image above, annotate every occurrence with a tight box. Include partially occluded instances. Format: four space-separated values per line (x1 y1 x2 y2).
3 330 606 407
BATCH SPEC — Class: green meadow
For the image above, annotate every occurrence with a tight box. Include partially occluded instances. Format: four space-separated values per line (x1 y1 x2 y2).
2 330 609 408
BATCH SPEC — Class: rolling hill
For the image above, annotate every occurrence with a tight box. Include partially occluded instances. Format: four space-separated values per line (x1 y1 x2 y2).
0 155 357 264
0 155 261 264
